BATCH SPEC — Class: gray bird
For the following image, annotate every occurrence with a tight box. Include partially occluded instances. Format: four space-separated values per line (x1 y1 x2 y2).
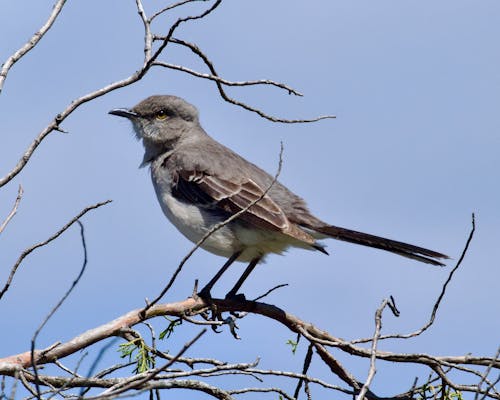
109 95 448 299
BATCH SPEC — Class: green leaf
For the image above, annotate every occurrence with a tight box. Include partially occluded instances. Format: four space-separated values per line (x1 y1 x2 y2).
159 317 182 340
286 339 298 355
118 338 155 374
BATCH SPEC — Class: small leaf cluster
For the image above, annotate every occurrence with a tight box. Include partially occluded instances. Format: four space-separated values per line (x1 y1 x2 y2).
418 383 463 400
159 317 182 340
119 338 155 374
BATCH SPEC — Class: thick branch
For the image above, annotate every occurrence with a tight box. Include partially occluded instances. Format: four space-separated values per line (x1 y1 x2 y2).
1 297 497 374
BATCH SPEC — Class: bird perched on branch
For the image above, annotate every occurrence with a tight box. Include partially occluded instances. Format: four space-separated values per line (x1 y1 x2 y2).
110 95 448 299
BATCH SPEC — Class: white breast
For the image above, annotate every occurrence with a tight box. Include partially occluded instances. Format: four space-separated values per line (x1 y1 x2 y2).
151 166 239 258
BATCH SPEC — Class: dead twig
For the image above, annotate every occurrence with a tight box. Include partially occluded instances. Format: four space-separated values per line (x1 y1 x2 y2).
157 37 336 123
0 185 23 235
0 200 111 300
357 299 392 400
0 0 67 93
352 213 476 345
0 0 222 188
31 220 90 399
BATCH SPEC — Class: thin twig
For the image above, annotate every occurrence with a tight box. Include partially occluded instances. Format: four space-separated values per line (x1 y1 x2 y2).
352 213 476 344
476 347 500 400
0 185 23 235
356 299 389 400
0 0 67 93
47 351 87 400
480 376 500 400
0 1 222 188
253 283 289 302
159 37 336 123
229 387 294 400
31 220 89 399
153 61 303 96
149 0 207 21
18 371 38 398
141 0 223 76
98 329 207 398
294 344 314 399
6 370 19 400
135 0 152 61
0 200 111 300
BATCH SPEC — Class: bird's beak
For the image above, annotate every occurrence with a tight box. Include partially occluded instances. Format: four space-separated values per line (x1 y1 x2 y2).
108 108 138 119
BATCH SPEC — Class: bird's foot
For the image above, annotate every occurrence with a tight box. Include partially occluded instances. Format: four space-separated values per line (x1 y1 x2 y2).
194 285 224 333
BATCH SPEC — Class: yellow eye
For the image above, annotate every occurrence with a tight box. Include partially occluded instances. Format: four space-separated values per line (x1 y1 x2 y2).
156 110 168 120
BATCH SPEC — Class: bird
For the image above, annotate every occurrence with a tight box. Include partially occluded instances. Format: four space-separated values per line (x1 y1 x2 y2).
109 95 448 299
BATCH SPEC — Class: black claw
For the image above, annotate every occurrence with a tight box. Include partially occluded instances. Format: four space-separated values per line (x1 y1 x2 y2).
211 324 222 334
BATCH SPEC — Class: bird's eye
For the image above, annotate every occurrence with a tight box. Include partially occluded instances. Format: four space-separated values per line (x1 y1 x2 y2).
156 110 168 120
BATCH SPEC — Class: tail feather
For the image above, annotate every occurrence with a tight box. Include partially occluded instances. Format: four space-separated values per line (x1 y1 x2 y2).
312 225 449 266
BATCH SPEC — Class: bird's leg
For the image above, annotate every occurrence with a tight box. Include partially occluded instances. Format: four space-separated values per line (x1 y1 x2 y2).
225 257 261 301
198 251 242 299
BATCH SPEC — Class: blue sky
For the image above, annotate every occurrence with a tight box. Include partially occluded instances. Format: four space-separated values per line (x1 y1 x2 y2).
1 1 499 398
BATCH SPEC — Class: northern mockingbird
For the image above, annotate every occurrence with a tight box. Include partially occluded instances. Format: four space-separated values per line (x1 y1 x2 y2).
109 95 448 299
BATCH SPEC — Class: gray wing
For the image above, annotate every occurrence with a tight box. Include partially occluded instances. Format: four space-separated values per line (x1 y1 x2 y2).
171 168 316 245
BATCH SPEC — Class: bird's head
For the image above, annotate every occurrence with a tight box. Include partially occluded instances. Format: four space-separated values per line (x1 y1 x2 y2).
109 95 200 163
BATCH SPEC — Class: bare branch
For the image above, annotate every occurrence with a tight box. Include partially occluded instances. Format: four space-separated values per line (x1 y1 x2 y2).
229 387 294 400
294 344 314 399
19 375 236 400
141 0 223 76
475 347 500 400
161 37 336 123
0 200 111 300
30 220 90 399
97 329 207 398
149 0 208 22
2 296 497 381
0 185 23 235
357 299 390 400
313 344 363 394
352 213 476 345
252 283 289 302
0 0 67 93
12 363 352 398
153 61 304 96
135 0 153 61
0 1 222 188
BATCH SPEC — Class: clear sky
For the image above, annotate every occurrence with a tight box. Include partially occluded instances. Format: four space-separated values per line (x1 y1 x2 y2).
1 1 499 398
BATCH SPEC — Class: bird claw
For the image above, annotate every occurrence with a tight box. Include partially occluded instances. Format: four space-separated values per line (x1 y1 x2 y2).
224 314 240 339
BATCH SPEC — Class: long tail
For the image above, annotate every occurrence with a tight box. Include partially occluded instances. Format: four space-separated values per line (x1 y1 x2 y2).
312 225 449 266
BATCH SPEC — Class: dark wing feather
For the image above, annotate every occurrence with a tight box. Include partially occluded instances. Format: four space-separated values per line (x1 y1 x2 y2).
172 170 216 206
172 170 315 245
